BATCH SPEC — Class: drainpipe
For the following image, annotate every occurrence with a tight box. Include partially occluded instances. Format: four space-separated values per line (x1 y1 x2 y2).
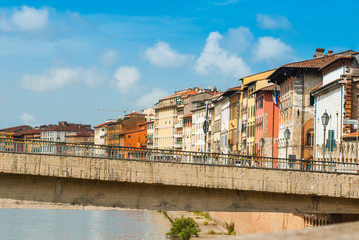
314 93 317 159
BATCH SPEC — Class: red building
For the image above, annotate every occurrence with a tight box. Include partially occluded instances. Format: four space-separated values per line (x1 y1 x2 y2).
254 85 280 159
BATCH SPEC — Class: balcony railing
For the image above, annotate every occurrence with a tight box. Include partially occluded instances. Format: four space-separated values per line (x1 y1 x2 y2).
0 138 358 174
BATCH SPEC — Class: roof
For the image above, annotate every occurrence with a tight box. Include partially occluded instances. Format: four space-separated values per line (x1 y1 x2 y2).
183 114 192 118
283 55 352 69
12 129 40 137
125 112 144 116
253 84 279 94
269 50 357 83
42 124 92 132
159 88 201 100
221 86 241 97
0 125 32 132
241 69 276 86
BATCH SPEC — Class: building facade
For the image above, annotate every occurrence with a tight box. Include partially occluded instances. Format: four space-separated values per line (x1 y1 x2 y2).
269 48 356 159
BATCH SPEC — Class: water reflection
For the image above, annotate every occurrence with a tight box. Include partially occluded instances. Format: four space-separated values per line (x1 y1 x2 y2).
0 209 171 240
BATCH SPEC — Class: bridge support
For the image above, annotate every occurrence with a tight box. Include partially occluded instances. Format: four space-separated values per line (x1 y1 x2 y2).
0 173 359 213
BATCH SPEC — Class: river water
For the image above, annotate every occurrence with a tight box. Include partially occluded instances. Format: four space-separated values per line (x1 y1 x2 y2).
0 209 171 240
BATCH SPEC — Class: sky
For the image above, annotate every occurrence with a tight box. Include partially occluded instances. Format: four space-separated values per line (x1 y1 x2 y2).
1 0 359 129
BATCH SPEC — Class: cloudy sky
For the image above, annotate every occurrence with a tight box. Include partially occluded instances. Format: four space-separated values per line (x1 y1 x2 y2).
1 0 358 129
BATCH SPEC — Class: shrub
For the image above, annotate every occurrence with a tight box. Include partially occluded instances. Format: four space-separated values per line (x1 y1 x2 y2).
166 216 200 240
207 230 216 234
203 221 208 225
225 221 235 235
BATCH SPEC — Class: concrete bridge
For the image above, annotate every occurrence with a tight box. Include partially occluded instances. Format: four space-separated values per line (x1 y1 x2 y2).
0 139 359 213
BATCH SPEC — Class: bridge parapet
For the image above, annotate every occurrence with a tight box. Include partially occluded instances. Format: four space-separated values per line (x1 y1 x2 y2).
0 139 359 213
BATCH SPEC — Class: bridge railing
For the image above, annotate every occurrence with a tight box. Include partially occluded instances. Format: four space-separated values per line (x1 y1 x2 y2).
0 138 358 174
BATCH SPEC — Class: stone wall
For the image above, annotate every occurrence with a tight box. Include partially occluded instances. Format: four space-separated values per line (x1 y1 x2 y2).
0 152 359 213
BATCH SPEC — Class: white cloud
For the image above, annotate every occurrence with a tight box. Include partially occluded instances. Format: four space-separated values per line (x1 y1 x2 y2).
19 67 104 92
252 37 294 65
212 0 239 5
100 49 118 67
20 113 39 126
222 26 254 54
0 6 49 32
114 66 140 94
195 31 251 78
136 88 168 107
143 41 193 68
256 14 292 30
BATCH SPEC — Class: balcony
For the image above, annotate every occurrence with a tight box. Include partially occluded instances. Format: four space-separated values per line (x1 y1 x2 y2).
174 134 183 138
174 140 183 148
174 123 183 128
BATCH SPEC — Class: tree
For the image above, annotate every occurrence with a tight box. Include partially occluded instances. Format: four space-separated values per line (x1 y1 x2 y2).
166 216 200 240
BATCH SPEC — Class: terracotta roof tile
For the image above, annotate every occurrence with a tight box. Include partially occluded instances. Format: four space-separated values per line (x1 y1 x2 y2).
0 125 32 132
283 55 352 69
12 129 40 137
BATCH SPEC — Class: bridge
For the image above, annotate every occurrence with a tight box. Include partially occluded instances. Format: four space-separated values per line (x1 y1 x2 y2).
0 138 358 213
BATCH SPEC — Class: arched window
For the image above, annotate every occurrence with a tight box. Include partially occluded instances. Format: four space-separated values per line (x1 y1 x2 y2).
306 129 314 146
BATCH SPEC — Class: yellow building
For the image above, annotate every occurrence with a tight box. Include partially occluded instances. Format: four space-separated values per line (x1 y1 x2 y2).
154 88 199 150
240 69 275 155
225 87 241 154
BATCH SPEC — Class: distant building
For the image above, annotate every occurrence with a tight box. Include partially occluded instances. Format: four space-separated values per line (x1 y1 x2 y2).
240 70 274 156
40 121 93 153
106 113 146 147
12 128 41 141
0 125 32 139
94 120 116 146
146 121 154 148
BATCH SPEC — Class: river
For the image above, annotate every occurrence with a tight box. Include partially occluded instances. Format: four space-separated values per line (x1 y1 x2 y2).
0 209 171 240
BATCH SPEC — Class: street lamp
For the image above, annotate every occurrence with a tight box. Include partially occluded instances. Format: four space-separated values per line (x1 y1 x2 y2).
241 140 246 155
284 128 290 159
241 140 246 166
259 138 265 157
321 110 330 163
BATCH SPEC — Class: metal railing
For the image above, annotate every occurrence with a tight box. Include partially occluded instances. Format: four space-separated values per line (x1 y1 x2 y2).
0 138 358 175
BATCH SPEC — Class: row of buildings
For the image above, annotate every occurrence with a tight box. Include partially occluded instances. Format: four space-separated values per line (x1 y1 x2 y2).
2 48 359 162
147 48 359 162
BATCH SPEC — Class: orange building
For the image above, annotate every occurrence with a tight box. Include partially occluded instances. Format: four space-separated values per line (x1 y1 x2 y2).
105 112 147 148
254 85 280 159
120 123 147 148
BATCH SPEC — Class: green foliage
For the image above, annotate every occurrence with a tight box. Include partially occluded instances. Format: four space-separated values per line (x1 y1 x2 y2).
207 230 217 234
203 221 208 226
225 221 235 235
167 216 200 240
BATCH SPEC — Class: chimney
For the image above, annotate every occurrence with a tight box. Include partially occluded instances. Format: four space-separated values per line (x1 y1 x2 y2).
314 48 325 58
328 49 333 55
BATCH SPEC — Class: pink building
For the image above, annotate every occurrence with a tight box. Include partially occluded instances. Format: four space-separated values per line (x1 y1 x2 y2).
254 85 280 159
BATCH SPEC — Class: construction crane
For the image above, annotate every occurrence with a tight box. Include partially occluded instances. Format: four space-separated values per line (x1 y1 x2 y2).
97 109 131 117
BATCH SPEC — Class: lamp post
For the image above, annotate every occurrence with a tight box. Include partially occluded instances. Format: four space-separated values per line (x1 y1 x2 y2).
241 140 246 166
321 110 330 166
241 140 246 155
259 138 265 157
284 128 290 159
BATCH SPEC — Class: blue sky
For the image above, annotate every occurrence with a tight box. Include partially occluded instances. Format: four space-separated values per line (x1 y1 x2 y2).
1 0 358 129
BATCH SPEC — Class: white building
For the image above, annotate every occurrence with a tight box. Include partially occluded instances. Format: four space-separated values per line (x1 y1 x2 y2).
312 54 359 161
220 97 230 154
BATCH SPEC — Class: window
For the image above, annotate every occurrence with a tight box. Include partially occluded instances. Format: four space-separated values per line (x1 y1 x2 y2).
310 95 315 106
128 135 131 138
259 96 264 109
